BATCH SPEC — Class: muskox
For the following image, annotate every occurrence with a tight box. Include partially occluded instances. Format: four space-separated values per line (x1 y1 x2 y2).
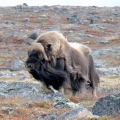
26 31 100 96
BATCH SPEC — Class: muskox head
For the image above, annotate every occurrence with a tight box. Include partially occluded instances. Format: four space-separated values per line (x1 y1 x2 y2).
25 43 49 80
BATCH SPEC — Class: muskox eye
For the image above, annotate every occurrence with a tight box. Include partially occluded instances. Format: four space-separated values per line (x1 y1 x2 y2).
27 64 32 68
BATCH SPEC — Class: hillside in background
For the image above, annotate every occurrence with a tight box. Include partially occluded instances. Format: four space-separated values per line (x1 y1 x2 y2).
0 5 120 69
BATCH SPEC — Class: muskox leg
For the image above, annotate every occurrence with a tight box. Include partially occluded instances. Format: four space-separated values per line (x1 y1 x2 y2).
49 85 58 93
40 81 70 95
39 82 53 94
49 85 71 95
92 88 97 97
88 55 100 97
49 86 65 94
40 82 61 94
86 80 97 97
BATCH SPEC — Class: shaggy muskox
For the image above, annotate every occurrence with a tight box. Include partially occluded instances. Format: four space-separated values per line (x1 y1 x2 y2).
26 31 100 96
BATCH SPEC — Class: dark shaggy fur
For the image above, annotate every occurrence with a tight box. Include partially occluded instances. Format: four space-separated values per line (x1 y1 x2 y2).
26 50 70 91
26 49 95 95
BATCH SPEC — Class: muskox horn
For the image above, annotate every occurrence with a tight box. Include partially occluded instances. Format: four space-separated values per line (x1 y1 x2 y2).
30 43 49 61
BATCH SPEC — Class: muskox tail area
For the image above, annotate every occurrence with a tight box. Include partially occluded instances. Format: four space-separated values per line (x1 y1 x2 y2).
40 62 69 90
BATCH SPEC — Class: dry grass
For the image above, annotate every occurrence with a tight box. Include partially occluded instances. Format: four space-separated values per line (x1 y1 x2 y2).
84 29 106 36
1 75 120 119
96 55 120 67
0 96 72 120
65 75 120 111
100 76 120 86
0 95 113 120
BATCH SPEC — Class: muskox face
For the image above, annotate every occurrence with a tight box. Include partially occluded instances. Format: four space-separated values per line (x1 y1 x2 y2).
26 50 45 80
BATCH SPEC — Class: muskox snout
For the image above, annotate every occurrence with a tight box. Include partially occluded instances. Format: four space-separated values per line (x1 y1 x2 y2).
25 62 33 70
27 63 36 71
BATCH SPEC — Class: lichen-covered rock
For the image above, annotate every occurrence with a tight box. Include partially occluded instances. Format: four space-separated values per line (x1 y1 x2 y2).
58 107 85 120
0 82 46 100
38 113 59 120
29 32 38 40
54 101 80 109
0 81 82 109
92 93 120 117
58 106 99 120
10 60 25 71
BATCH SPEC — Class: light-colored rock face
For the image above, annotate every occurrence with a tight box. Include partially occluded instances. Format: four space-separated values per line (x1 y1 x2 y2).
58 107 99 120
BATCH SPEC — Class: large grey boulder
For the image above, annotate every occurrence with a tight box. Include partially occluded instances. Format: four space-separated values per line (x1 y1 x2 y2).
0 82 46 100
92 93 120 117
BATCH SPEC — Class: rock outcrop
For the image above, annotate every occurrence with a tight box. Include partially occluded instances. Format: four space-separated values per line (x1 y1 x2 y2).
92 93 120 117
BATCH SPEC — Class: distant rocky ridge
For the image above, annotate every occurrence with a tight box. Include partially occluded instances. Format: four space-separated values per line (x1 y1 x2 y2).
0 5 120 74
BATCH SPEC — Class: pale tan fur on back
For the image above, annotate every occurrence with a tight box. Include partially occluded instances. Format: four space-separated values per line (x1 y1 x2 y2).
68 42 91 56
35 31 73 68
34 31 90 74
35 31 68 57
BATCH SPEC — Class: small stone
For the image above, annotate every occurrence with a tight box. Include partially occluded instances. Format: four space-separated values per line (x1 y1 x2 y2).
22 18 30 22
99 40 110 44
29 32 38 40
